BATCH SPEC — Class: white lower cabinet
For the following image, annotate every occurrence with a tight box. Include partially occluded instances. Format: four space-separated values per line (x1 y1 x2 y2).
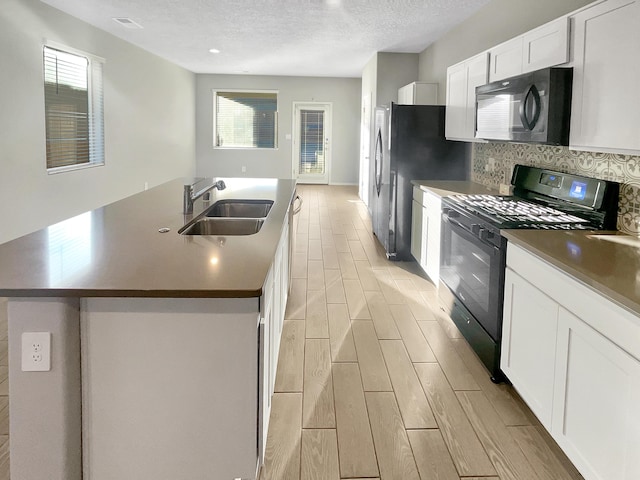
553 308 640 480
410 197 425 266
259 215 290 464
423 192 441 284
502 268 558 429
410 187 441 285
503 243 640 480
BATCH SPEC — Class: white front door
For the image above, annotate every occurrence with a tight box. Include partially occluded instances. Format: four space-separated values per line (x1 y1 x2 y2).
292 102 331 184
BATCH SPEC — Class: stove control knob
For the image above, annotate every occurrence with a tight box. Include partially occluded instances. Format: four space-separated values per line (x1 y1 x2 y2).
471 224 481 235
479 228 494 241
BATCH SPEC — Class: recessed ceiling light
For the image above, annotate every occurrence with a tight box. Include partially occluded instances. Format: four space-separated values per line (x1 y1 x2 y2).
209 48 220 54
112 17 143 29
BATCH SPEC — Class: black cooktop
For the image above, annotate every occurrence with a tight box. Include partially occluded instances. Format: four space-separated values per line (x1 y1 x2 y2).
444 165 620 231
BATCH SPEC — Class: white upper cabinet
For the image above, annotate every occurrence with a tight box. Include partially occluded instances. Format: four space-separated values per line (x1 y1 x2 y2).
522 17 570 73
398 82 438 105
489 37 523 82
489 17 569 82
445 52 489 141
569 0 640 155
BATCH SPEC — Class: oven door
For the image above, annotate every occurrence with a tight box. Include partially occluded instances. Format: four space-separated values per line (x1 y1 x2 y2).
439 213 505 341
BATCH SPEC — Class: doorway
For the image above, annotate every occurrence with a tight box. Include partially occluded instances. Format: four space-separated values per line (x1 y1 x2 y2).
292 102 332 184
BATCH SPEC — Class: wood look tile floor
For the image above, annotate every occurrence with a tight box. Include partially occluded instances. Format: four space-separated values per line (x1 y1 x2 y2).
261 185 584 480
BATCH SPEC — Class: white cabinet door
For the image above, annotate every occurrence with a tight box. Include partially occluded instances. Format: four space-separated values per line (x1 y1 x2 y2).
445 62 468 139
410 198 424 265
501 268 559 429
399 82 438 105
570 0 640 154
259 269 274 463
423 192 441 285
445 52 489 141
398 84 413 104
553 307 640 480
522 17 569 73
489 37 523 82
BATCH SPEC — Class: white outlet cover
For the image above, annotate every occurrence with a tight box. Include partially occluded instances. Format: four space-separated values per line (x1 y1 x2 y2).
22 332 51 372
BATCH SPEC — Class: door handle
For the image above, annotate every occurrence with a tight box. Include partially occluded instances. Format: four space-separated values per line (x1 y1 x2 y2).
519 84 541 131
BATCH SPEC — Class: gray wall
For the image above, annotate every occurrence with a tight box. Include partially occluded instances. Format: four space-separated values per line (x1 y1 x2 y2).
196 74 361 185
0 0 196 244
418 0 594 104
376 53 419 108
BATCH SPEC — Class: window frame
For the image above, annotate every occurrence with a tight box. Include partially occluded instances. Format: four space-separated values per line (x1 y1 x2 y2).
43 41 105 175
212 89 279 150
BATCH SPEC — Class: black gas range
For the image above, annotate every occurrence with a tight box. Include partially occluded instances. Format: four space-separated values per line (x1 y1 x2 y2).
438 164 619 382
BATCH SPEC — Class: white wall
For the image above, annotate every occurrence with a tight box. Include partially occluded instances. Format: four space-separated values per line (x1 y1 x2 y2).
196 74 361 185
0 0 196 244
418 0 594 104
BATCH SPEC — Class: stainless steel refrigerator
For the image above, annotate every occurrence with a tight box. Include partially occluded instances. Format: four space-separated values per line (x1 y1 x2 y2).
370 103 471 261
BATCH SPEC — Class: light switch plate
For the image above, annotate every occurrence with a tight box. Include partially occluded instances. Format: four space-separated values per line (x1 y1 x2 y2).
22 332 51 372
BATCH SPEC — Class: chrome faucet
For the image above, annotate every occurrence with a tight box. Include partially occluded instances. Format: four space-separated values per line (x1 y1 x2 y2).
183 179 226 214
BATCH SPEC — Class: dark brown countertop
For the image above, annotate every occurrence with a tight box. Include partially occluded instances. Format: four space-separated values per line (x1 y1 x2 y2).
0 178 296 298
503 229 640 317
411 180 500 197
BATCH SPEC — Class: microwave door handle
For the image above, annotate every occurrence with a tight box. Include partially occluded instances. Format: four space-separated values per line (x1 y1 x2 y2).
519 84 541 130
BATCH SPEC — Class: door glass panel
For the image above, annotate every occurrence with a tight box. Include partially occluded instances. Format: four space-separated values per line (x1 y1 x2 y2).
298 110 325 175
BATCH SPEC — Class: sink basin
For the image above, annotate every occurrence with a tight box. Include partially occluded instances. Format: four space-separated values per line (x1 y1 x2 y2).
180 218 264 236
205 199 273 218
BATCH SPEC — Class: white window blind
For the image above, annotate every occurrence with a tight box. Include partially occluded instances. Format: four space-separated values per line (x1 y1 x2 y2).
214 91 277 148
299 110 325 174
44 45 104 171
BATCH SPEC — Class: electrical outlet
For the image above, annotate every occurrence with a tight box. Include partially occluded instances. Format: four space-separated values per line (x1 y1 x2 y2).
241 166 247 173
22 332 51 372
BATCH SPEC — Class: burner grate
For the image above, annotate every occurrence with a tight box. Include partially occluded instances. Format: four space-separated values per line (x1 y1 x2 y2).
449 194 589 226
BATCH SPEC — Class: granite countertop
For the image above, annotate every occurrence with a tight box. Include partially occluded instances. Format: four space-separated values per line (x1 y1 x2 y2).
0 178 296 298
411 180 501 197
503 229 640 317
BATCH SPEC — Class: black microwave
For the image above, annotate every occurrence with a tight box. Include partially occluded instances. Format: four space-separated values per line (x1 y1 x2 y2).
475 67 573 145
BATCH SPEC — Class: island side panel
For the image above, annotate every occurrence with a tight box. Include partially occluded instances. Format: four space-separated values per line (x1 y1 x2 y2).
81 297 260 480
8 297 82 480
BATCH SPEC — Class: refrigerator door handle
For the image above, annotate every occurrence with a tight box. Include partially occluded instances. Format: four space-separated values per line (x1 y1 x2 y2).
374 129 383 196
388 169 397 257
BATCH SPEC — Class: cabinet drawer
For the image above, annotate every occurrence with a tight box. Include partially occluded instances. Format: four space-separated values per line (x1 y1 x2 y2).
412 185 427 207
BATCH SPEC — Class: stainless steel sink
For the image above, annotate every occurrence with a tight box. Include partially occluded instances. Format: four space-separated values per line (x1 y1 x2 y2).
179 218 265 236
205 200 273 218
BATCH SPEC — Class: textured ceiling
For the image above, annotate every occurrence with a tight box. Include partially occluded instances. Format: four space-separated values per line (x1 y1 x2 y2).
40 0 491 77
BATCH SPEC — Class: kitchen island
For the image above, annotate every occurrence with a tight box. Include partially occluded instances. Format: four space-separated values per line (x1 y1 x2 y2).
0 177 297 480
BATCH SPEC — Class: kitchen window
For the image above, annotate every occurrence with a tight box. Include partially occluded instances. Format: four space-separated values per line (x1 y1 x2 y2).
213 90 278 149
43 44 104 173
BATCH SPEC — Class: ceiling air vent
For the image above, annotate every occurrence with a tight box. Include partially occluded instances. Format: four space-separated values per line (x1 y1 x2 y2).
112 17 143 29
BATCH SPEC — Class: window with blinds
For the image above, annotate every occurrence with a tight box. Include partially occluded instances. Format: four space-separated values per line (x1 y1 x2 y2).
43 45 104 172
214 91 277 149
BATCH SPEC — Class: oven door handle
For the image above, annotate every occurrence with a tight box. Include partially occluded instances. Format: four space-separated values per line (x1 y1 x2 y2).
443 214 469 234
444 213 501 252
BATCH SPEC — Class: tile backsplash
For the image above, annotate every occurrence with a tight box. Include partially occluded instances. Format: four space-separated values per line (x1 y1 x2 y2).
472 143 640 235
